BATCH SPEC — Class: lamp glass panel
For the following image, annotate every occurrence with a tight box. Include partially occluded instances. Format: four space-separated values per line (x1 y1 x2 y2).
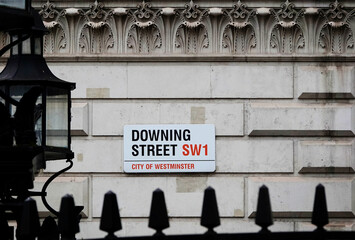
34 37 41 55
12 35 18 55
46 87 68 149
9 85 43 146
0 0 26 10
22 37 31 54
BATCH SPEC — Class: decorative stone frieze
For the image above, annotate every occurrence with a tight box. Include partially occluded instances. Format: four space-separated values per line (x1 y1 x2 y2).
20 0 353 57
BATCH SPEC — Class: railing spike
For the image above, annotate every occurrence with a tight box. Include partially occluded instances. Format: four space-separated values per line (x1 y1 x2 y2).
312 184 329 231
201 186 220 233
39 216 59 240
148 188 169 236
255 185 273 232
0 206 12 239
58 194 80 239
100 191 121 239
17 198 40 240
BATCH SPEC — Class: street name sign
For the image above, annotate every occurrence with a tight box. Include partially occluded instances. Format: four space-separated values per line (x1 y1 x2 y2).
124 124 215 173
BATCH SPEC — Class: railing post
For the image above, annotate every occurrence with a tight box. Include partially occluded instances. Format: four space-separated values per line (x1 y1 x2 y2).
312 184 329 232
201 186 220 236
58 195 80 240
39 216 59 240
100 191 122 239
17 198 40 240
0 206 12 240
148 188 169 237
255 185 273 233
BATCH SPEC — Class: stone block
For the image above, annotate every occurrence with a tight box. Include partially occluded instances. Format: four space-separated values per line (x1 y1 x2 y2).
92 101 160 136
247 103 354 136
248 177 355 218
86 88 110 98
297 140 354 173
48 62 127 98
71 102 89 136
92 101 243 136
296 65 355 99
216 139 293 172
92 176 244 218
33 177 89 217
44 138 123 173
211 63 293 98
127 63 211 98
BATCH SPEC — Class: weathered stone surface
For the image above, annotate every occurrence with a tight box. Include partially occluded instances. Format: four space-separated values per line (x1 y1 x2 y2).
33 177 89 217
92 176 244 218
49 62 294 99
211 63 293 98
49 62 128 99
297 140 354 173
71 102 89 136
247 103 354 136
216 139 293 172
92 101 243 136
248 177 355 218
296 222 355 231
44 138 123 173
127 63 211 98
296 65 355 99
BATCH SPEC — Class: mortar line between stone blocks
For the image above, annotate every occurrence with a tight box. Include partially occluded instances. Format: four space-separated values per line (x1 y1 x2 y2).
89 100 93 137
293 139 297 176
125 62 129 98
244 177 248 220
292 61 295 99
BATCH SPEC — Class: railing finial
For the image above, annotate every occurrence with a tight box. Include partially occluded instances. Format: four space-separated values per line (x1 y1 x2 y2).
0 207 11 239
100 191 121 239
201 186 220 234
38 216 59 240
18 198 40 240
148 188 169 236
58 194 80 239
255 185 273 232
312 184 329 231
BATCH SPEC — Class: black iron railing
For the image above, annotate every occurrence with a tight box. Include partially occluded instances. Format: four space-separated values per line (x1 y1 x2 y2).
1 184 354 240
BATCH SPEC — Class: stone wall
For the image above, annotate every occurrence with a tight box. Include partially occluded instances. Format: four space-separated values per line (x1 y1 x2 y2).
1 0 355 238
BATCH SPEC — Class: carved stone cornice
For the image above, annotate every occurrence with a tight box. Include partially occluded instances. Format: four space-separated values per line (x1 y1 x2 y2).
1 0 354 59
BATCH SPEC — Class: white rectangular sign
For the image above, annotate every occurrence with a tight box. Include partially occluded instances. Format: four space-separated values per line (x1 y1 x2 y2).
124 124 215 173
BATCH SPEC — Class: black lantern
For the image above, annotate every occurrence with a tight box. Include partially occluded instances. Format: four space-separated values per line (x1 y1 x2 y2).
0 9 75 196
0 0 33 31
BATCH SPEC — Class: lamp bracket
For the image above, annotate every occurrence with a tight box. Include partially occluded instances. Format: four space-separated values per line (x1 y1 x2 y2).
41 158 73 217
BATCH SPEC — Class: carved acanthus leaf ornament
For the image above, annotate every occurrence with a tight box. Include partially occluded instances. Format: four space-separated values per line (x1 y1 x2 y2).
270 0 305 54
127 0 162 54
175 0 210 53
318 0 355 53
78 0 115 54
40 0 68 53
222 0 257 54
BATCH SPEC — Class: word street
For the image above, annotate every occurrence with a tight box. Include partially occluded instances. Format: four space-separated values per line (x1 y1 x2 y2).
124 124 215 173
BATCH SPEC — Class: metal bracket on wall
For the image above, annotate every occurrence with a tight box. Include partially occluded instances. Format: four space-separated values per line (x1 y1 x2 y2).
41 158 74 217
